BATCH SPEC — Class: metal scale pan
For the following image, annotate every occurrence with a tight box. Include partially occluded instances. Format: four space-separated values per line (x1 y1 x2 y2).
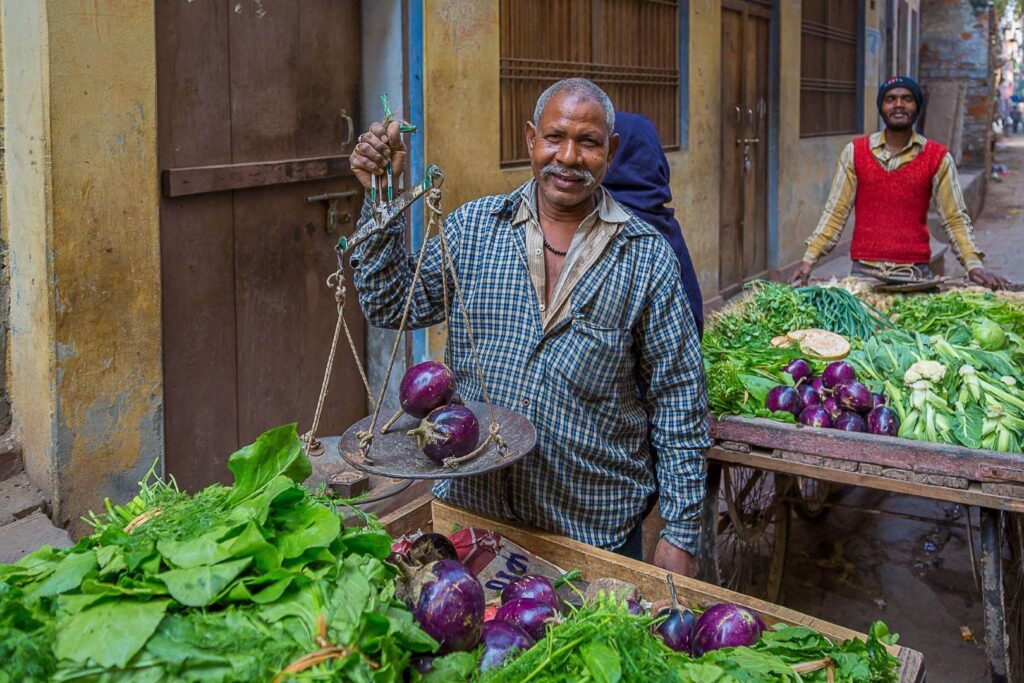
338 400 537 479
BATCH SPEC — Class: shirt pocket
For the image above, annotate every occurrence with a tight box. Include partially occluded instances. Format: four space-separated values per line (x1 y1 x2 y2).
549 316 633 402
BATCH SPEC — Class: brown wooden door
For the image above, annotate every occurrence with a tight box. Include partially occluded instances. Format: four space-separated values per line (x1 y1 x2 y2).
157 0 366 490
719 0 771 298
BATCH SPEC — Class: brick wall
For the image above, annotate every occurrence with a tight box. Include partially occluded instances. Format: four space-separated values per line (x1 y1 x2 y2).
919 0 995 169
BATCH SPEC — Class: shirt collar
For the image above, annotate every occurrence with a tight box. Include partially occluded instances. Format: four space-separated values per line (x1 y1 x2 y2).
509 179 630 227
871 129 927 152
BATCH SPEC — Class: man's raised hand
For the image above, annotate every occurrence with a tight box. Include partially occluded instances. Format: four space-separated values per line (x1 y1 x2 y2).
348 120 407 191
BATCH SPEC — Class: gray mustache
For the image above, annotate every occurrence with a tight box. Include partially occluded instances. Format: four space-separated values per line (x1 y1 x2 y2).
540 163 596 187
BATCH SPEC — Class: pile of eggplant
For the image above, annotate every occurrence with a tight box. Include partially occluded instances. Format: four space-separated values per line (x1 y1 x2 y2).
767 359 900 435
387 361 481 463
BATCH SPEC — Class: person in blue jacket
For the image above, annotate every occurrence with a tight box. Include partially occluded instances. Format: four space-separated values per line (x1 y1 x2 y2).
603 112 703 336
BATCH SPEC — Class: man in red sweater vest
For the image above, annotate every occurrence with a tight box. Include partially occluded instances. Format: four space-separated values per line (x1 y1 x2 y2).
790 76 1009 290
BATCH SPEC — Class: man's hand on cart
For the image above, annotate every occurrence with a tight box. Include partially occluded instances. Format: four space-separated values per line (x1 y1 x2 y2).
789 261 813 287
653 539 697 578
349 120 407 191
968 266 1011 291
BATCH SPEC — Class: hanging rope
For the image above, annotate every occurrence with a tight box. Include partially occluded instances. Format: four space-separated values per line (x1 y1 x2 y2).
303 259 374 456
306 162 509 470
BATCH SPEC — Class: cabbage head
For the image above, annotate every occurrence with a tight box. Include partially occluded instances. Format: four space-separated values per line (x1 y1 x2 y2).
971 318 1006 351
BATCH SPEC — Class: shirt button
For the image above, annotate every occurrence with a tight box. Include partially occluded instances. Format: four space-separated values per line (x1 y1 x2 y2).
539 303 546 312
521 398 530 408
535 248 542 255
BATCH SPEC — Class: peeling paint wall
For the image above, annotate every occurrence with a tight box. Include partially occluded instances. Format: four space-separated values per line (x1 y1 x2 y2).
3 0 162 533
420 0 880 314
0 9 11 437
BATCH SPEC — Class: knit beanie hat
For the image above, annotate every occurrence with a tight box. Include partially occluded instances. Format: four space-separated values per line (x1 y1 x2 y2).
877 76 924 114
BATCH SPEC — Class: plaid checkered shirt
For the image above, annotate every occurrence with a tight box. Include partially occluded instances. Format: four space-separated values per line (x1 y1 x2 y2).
351 181 710 554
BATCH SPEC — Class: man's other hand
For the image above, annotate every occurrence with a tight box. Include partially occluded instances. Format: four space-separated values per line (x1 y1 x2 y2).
652 538 697 578
968 267 1011 291
349 120 408 191
789 261 813 287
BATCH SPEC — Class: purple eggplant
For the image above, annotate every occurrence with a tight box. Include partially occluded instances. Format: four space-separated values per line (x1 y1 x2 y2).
870 392 888 410
626 600 644 616
654 606 697 652
765 386 803 417
501 575 561 612
783 358 813 385
409 532 459 565
399 361 457 418
867 405 900 436
798 405 833 429
834 380 873 413
796 384 820 408
399 559 485 653
408 404 481 464
822 397 841 420
833 410 867 432
478 621 535 672
822 361 856 389
690 603 766 656
811 377 828 397
493 598 557 642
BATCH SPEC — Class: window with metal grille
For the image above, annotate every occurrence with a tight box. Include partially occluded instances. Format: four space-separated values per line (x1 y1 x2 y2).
499 0 681 166
800 0 864 137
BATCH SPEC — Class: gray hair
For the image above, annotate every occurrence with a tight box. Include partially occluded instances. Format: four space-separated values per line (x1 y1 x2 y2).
532 78 615 133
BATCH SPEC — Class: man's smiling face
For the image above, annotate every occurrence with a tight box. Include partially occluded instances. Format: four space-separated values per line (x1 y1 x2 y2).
525 92 618 211
881 87 918 131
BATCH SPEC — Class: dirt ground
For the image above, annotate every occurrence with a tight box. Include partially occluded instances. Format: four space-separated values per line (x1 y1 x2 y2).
781 135 1024 682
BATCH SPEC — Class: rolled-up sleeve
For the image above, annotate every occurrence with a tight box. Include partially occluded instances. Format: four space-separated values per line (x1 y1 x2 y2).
634 249 711 555
350 196 461 330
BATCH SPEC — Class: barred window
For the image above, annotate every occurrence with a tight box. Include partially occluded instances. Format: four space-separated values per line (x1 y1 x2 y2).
800 0 863 137
500 0 681 166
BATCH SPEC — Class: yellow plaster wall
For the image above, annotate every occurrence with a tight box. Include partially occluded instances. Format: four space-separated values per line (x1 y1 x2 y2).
4 0 162 532
776 0 883 268
3 0 56 495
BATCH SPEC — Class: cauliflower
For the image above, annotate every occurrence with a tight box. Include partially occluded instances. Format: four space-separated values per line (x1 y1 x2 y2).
904 360 947 385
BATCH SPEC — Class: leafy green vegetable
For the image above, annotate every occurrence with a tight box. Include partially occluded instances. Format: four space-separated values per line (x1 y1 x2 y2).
797 286 893 338
0 424 437 681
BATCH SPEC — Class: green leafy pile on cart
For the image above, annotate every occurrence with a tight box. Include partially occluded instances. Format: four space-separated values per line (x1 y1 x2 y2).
704 282 1024 453
0 424 905 681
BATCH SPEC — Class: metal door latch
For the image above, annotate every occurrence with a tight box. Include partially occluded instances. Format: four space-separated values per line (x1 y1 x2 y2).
307 190 357 235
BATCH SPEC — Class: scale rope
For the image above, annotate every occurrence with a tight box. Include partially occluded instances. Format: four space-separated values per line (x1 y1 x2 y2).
303 172 509 470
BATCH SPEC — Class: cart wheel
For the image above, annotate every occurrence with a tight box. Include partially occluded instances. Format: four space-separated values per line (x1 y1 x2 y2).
793 477 833 522
715 465 791 602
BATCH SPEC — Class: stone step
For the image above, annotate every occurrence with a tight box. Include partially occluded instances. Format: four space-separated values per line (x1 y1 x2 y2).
0 511 72 564
0 472 45 526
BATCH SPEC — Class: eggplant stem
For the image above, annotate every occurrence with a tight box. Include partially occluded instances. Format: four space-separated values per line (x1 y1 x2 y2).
380 407 405 434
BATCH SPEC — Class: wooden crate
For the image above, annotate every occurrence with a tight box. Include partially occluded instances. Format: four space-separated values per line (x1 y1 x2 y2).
380 496 925 682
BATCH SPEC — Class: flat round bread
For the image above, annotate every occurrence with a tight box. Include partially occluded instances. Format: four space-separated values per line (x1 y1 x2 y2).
785 328 850 360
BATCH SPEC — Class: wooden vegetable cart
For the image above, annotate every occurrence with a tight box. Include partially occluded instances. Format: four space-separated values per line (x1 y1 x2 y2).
699 415 1024 683
381 495 926 682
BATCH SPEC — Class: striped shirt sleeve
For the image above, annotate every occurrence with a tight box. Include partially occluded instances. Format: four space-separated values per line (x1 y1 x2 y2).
350 195 459 330
932 153 985 271
802 142 857 265
635 247 711 555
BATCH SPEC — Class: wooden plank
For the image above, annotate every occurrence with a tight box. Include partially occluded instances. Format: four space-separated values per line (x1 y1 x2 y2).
718 6 744 293
229 0 366 447
157 0 239 491
428 501 923 679
713 416 1024 485
161 156 354 197
380 493 435 537
710 447 1024 513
